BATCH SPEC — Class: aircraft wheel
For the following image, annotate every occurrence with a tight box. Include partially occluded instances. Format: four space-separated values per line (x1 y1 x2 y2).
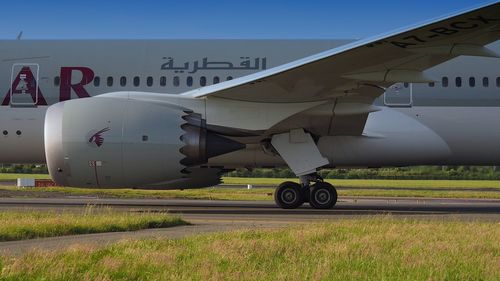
274 181 304 209
309 182 337 209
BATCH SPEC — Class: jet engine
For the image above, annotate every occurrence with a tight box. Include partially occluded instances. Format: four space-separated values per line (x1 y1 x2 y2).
44 96 244 188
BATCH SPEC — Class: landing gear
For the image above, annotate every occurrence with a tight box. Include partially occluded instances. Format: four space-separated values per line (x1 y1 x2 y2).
274 181 304 209
309 182 337 209
273 173 338 209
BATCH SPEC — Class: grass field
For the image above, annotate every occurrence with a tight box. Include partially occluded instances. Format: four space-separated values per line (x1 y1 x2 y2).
0 217 498 280
1 174 500 199
0 181 499 200
224 178 500 199
0 173 50 181
0 207 186 242
18 184 500 200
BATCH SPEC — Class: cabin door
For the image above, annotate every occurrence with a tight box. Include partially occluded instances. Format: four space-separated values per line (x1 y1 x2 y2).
383 82 412 107
10 63 39 107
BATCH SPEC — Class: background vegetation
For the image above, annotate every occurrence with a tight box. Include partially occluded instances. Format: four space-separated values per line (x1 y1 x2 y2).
0 178 499 199
228 166 500 180
0 164 48 174
3 164 500 180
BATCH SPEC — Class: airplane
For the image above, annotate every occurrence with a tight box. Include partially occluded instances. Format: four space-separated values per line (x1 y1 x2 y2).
0 3 499 209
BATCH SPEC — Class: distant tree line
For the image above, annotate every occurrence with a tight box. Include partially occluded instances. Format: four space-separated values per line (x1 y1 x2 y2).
0 164 48 174
3 164 500 180
226 166 500 180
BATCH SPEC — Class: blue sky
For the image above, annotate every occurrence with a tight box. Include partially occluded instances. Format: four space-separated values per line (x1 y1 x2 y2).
0 0 491 39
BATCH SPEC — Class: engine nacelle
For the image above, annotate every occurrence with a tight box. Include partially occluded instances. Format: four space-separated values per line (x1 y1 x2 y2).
44 97 244 188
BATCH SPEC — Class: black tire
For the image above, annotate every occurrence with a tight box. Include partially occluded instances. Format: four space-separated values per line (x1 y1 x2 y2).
309 182 337 209
274 181 304 209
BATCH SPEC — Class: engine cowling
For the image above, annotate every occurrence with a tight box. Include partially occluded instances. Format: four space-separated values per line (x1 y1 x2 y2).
44 96 244 188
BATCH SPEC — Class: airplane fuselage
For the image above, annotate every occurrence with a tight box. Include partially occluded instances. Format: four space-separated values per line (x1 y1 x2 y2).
1 39 500 166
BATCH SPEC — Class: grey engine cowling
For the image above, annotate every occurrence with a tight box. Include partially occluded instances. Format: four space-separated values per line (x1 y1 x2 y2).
44 97 244 188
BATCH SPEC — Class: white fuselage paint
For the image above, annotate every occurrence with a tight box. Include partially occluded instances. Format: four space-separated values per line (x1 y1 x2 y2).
0 40 499 167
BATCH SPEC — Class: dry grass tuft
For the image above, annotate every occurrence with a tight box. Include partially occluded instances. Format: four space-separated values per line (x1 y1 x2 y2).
0 206 186 242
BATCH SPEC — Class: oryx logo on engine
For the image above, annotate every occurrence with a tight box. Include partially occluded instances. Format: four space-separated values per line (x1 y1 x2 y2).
88 127 110 147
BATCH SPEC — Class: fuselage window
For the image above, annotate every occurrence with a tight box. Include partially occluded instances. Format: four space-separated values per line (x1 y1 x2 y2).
54 76 60 86
428 82 435 87
147 76 153 87
213 76 220 84
93 76 100 87
133 76 140 87
173 76 180 87
120 76 127 87
469 77 475 87
226 76 233 81
107 77 113 87
200 76 207 86
442 77 448 87
187 76 193 87
455 77 462 87
483 77 489 87
160 76 166 86
497 77 500 88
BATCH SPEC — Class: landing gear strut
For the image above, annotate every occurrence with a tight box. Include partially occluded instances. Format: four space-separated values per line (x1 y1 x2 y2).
274 173 338 209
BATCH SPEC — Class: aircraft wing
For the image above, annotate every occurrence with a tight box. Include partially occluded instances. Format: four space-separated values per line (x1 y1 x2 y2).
182 2 500 103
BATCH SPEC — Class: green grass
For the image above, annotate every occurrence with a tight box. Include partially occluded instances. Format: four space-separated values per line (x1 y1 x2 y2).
0 173 50 181
0 185 275 200
223 178 500 199
1 183 499 200
1 176 500 199
0 207 186 242
0 217 498 280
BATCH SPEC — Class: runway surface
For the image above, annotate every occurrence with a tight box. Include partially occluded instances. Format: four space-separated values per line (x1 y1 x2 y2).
0 196 498 217
0 197 498 255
